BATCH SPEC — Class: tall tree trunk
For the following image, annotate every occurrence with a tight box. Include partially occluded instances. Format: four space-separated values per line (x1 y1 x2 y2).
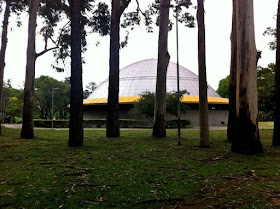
152 0 170 138
231 0 263 154
107 0 121 138
69 0 83 147
0 0 11 135
227 0 237 142
21 0 40 139
197 0 210 147
106 0 130 138
273 0 280 146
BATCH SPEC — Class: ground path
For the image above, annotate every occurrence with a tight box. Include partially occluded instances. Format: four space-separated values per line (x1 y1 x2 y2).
3 123 273 130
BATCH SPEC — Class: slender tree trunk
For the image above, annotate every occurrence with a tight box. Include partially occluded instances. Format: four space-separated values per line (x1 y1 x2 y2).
0 0 11 135
231 0 263 154
197 0 210 147
106 0 121 138
21 0 40 139
152 0 170 138
68 0 83 147
227 0 237 142
273 0 280 146
106 0 130 138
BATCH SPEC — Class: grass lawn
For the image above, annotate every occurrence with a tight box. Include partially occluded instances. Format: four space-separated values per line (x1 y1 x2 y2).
0 128 280 209
259 121 274 128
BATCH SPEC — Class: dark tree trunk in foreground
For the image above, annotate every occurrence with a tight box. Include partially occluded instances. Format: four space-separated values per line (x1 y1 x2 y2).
21 0 40 139
106 0 130 138
152 0 170 138
273 0 280 146
0 0 11 135
227 0 237 142
69 0 83 147
197 0 210 147
107 0 121 138
231 0 263 154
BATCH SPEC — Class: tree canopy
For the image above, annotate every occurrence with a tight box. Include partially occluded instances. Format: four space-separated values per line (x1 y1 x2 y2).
217 75 230 98
130 91 189 122
34 75 70 120
257 64 275 121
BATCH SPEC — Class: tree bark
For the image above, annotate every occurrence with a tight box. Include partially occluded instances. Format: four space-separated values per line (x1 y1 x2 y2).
0 0 11 135
231 0 263 154
21 0 40 139
68 0 83 147
106 0 121 138
227 0 237 142
197 0 210 147
106 0 130 138
152 0 170 138
273 0 280 146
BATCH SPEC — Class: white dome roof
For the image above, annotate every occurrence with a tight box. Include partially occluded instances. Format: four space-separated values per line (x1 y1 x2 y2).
87 59 220 99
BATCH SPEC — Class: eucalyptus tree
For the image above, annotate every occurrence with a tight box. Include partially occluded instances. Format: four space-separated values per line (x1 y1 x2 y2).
231 0 263 154
0 0 11 135
152 0 170 138
197 0 209 147
105 0 162 137
21 0 68 139
106 0 132 138
69 0 83 147
273 0 280 146
152 0 193 137
227 0 237 142
0 0 26 135
21 0 40 139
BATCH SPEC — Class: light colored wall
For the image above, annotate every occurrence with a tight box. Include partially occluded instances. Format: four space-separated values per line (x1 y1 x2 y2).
84 108 229 127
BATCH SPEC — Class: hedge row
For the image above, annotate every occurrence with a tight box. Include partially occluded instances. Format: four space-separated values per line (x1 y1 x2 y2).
33 119 191 128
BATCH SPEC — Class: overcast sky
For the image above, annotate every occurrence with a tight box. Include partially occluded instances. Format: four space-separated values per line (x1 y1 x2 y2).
2 0 278 91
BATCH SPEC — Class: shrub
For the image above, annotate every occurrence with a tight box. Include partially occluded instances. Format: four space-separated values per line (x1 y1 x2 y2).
167 120 191 128
33 119 191 128
33 119 148 128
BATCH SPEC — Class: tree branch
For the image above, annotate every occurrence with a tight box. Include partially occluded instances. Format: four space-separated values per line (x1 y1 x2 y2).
36 46 59 58
119 0 131 16
135 0 146 16
36 21 70 59
56 21 70 45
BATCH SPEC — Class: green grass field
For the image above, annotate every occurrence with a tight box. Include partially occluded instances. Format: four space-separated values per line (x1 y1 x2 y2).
0 128 280 208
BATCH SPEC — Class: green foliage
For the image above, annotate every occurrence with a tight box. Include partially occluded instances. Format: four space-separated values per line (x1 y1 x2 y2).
89 2 110 36
86 0 195 48
33 119 147 128
83 82 97 99
5 97 22 121
2 0 28 26
263 27 276 50
147 0 195 32
1 80 23 123
167 119 191 128
0 128 279 208
130 91 189 121
2 80 23 100
257 64 275 121
166 90 189 116
37 0 93 72
129 91 155 122
216 75 229 98
34 76 70 120
217 64 276 121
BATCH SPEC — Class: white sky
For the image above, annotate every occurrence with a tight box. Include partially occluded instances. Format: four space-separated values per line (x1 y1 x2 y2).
2 0 278 90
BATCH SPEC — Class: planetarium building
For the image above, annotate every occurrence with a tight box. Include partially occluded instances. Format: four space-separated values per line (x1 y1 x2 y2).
83 59 228 126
